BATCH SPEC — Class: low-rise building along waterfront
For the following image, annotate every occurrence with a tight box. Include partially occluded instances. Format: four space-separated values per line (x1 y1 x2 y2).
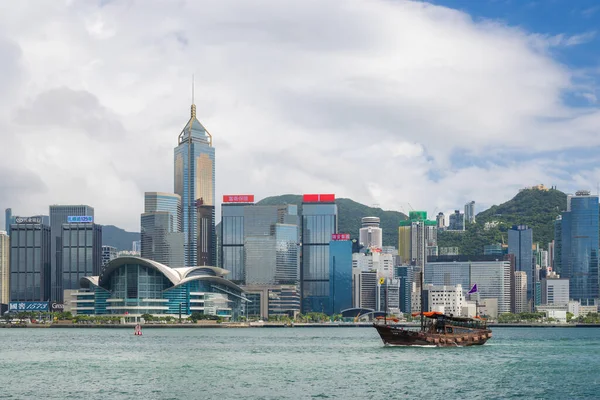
68 256 246 320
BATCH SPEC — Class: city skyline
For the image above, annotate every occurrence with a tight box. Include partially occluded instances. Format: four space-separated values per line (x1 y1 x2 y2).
0 1 600 232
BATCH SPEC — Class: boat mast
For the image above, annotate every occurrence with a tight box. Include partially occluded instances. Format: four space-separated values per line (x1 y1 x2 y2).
385 278 388 325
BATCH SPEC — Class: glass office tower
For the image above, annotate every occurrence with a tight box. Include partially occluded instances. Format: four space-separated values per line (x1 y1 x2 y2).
61 222 102 291
508 225 534 302
141 192 184 267
329 240 352 314
301 196 338 313
221 204 246 283
9 220 51 302
560 192 599 302
49 205 94 301
174 102 215 267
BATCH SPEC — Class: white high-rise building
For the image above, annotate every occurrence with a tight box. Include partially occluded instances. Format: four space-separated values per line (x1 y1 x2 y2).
359 217 383 250
541 274 569 305
464 201 476 224
436 212 445 229
352 268 377 309
352 252 394 279
424 284 465 316
515 271 528 313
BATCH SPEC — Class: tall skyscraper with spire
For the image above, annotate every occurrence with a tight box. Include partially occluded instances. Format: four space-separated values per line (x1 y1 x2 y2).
174 87 216 267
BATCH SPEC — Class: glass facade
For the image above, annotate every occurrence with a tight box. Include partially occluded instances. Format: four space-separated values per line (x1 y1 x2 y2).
9 223 51 302
50 205 94 302
141 213 184 268
301 202 337 313
221 204 245 283
560 195 599 302
470 261 511 314
424 261 470 291
395 265 414 313
174 106 216 267
76 258 245 319
61 223 102 291
508 225 534 301
329 240 352 314
144 192 182 232
221 205 299 286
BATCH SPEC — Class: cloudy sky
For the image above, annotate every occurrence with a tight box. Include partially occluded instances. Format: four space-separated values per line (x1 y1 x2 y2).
1 0 599 232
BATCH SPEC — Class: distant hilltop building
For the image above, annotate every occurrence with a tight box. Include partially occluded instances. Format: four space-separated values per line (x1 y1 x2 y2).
448 210 465 231
464 201 475 224
519 184 555 192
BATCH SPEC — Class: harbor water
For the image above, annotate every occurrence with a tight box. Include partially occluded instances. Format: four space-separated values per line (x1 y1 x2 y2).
0 327 599 399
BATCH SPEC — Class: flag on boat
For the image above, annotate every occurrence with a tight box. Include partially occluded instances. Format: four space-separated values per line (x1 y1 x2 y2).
468 284 478 294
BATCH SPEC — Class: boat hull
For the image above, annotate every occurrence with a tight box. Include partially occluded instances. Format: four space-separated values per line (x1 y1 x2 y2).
374 324 491 347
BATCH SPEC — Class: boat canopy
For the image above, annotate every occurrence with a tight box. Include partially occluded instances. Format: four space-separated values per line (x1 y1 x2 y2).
411 311 485 323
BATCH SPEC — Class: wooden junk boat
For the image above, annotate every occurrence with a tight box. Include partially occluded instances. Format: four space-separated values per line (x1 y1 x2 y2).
373 253 492 347
373 311 492 347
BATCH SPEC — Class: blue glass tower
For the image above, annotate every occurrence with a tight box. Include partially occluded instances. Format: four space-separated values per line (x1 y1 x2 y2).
329 240 352 315
508 225 534 303
560 192 599 302
300 198 337 313
174 101 216 267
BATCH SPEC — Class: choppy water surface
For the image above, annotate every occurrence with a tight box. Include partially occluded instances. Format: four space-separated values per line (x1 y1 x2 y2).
0 327 599 399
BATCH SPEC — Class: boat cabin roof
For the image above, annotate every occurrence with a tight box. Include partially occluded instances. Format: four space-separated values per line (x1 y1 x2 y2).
412 311 485 323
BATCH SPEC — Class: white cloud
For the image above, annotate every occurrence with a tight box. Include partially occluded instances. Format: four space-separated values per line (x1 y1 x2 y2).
0 0 598 231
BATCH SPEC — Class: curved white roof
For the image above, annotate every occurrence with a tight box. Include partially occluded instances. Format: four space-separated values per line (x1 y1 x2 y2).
173 266 230 278
99 256 181 287
96 257 240 294
175 275 244 293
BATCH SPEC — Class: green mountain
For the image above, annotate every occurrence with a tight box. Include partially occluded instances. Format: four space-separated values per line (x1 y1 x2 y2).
257 195 407 246
437 188 567 255
102 225 140 251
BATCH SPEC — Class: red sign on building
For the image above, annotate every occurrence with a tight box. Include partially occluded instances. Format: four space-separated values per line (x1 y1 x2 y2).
223 195 255 203
331 233 350 241
303 194 336 203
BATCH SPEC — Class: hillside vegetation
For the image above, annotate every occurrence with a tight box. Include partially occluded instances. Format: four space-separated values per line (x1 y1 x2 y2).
437 188 567 255
257 195 407 247
102 225 140 251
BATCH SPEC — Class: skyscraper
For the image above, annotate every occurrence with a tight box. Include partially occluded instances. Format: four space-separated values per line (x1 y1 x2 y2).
5 209 11 235
174 99 216 267
559 191 599 302
398 211 437 266
61 222 102 293
464 201 476 223
0 231 9 304
244 205 299 286
448 210 465 231
141 192 184 267
221 196 253 283
514 271 528 313
9 218 51 302
508 225 534 304
359 217 382 250
49 205 94 302
436 212 445 230
329 239 352 314
301 194 337 313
